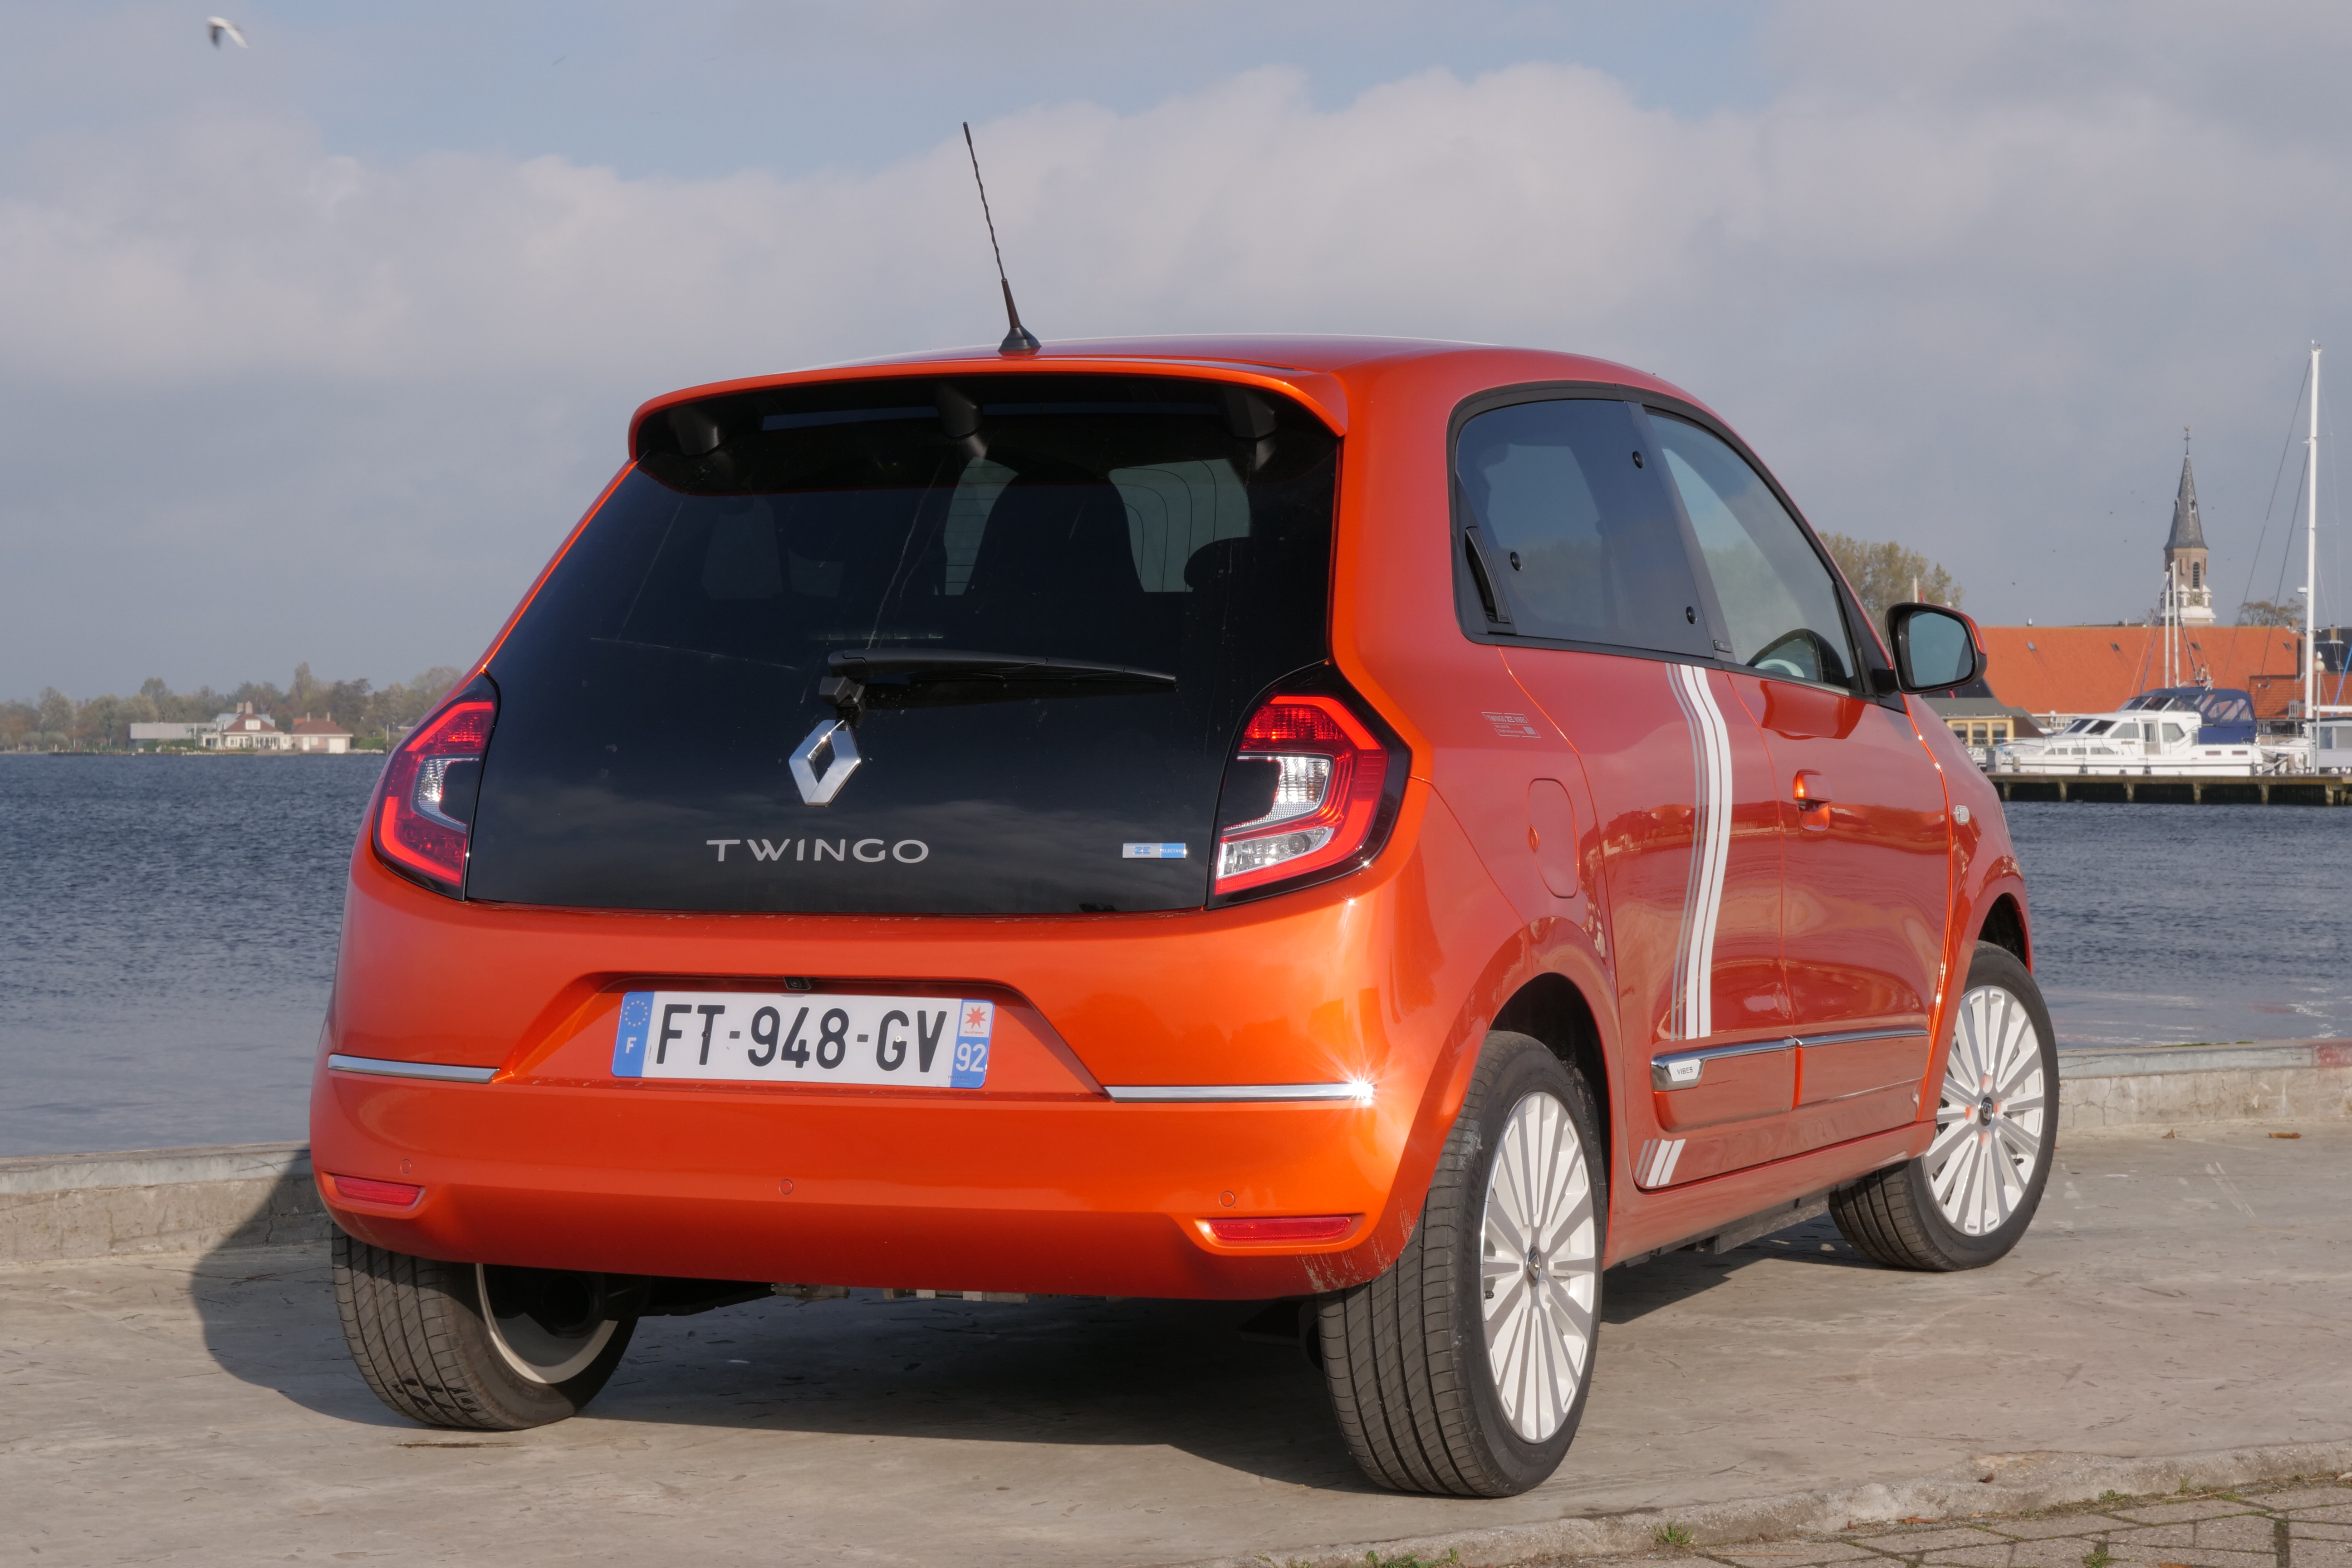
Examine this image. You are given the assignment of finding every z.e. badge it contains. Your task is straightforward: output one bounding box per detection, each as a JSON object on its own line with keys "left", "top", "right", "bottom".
{"left": 612, "top": 991, "right": 993, "bottom": 1088}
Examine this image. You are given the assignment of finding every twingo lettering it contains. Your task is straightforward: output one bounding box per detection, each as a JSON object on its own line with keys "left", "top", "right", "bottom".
{"left": 704, "top": 838, "right": 930, "bottom": 864}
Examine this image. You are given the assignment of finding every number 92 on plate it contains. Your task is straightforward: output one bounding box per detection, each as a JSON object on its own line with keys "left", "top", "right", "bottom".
{"left": 611, "top": 991, "right": 994, "bottom": 1088}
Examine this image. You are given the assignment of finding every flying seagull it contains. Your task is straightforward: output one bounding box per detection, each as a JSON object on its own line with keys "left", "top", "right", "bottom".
{"left": 207, "top": 17, "right": 247, "bottom": 48}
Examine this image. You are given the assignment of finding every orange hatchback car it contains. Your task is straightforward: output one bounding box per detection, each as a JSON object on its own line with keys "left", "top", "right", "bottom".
{"left": 313, "top": 336, "right": 2053, "bottom": 1496}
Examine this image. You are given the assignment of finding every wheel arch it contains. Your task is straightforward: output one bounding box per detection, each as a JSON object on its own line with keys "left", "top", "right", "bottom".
{"left": 1490, "top": 971, "right": 1612, "bottom": 1178}
{"left": 1975, "top": 892, "right": 2029, "bottom": 967}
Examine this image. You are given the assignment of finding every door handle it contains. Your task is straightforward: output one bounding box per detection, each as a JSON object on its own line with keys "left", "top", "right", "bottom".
{"left": 1792, "top": 771, "right": 1830, "bottom": 808}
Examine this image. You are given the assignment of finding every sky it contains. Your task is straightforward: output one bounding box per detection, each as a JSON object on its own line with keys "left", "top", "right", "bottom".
{"left": 6, "top": 0, "right": 2352, "bottom": 698}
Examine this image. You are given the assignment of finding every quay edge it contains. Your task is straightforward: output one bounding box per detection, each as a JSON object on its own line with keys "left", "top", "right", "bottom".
{"left": 1993, "top": 773, "right": 2352, "bottom": 804}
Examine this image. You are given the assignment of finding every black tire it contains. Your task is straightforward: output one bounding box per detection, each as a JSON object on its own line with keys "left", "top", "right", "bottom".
{"left": 331, "top": 1231, "right": 637, "bottom": 1429}
{"left": 1831, "top": 942, "right": 2059, "bottom": 1271}
{"left": 1314, "top": 1030, "right": 1606, "bottom": 1497}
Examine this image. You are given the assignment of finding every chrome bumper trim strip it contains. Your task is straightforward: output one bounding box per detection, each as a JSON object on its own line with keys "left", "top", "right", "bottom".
{"left": 1103, "top": 1083, "right": 1369, "bottom": 1103}
{"left": 327, "top": 1054, "right": 498, "bottom": 1084}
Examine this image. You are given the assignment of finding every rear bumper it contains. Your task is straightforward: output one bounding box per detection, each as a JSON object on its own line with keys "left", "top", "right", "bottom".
{"left": 312, "top": 1064, "right": 1408, "bottom": 1298}
{"left": 310, "top": 781, "right": 1530, "bottom": 1297}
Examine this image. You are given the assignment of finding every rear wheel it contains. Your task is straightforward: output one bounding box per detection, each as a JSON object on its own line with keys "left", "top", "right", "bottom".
{"left": 331, "top": 1232, "right": 637, "bottom": 1429}
{"left": 1314, "top": 1031, "right": 1605, "bottom": 1497}
{"left": 1830, "top": 942, "right": 2058, "bottom": 1271}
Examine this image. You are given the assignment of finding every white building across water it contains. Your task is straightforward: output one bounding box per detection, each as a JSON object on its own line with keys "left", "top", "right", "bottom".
{"left": 125, "top": 703, "right": 353, "bottom": 752}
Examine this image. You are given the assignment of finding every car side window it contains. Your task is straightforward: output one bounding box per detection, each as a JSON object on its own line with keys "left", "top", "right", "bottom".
{"left": 1453, "top": 397, "right": 1713, "bottom": 658}
{"left": 1652, "top": 414, "right": 1857, "bottom": 688}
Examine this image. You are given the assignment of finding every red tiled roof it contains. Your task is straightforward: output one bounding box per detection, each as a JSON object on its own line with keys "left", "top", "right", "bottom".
{"left": 1976, "top": 624, "right": 2304, "bottom": 716}
{"left": 290, "top": 716, "right": 349, "bottom": 735}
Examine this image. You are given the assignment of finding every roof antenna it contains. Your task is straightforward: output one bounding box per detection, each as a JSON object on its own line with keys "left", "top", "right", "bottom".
{"left": 962, "top": 122, "right": 1039, "bottom": 357}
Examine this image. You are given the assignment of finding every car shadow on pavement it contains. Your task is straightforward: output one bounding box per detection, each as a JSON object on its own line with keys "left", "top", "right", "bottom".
{"left": 186, "top": 1212, "right": 1882, "bottom": 1484}
{"left": 1604, "top": 1213, "right": 1884, "bottom": 1326}
{"left": 592, "top": 1292, "right": 1374, "bottom": 1490}
{"left": 184, "top": 1234, "right": 416, "bottom": 1429}
{"left": 182, "top": 1235, "right": 1372, "bottom": 1485}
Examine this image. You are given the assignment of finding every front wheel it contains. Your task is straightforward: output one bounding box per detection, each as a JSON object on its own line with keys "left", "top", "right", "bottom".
{"left": 1315, "top": 1031, "right": 1606, "bottom": 1497}
{"left": 331, "top": 1233, "right": 637, "bottom": 1429}
{"left": 1830, "top": 942, "right": 2059, "bottom": 1271}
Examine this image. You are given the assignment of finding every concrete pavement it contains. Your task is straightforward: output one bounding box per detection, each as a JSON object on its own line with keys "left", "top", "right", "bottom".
{"left": 1520, "top": 1480, "right": 2352, "bottom": 1568}
{"left": 6, "top": 1121, "right": 2349, "bottom": 1567}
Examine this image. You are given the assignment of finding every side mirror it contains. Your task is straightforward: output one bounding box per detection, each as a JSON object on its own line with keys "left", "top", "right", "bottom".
{"left": 1886, "top": 603, "right": 1983, "bottom": 693}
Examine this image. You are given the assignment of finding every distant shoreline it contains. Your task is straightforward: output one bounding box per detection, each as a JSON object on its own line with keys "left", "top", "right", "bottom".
{"left": 5, "top": 748, "right": 389, "bottom": 757}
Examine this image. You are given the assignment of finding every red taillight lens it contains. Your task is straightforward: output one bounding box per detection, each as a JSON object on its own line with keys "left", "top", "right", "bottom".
{"left": 370, "top": 674, "right": 498, "bottom": 898}
{"left": 330, "top": 1174, "right": 423, "bottom": 1207}
{"left": 1206, "top": 1215, "right": 1356, "bottom": 1244}
{"left": 1211, "top": 690, "right": 1400, "bottom": 898}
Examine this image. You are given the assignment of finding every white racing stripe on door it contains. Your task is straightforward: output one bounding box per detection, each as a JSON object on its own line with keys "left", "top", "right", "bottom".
{"left": 1665, "top": 663, "right": 1735, "bottom": 1041}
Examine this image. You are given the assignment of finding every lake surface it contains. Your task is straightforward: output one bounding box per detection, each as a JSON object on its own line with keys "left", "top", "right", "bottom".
{"left": 2, "top": 755, "right": 2348, "bottom": 1155}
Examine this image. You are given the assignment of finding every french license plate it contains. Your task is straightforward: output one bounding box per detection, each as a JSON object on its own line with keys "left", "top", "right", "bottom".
{"left": 611, "top": 990, "right": 994, "bottom": 1088}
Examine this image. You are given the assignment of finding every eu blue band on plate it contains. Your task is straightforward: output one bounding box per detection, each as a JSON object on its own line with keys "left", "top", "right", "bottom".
{"left": 612, "top": 991, "right": 654, "bottom": 1078}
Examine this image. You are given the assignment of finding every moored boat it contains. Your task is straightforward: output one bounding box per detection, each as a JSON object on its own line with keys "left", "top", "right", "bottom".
{"left": 1990, "top": 685, "right": 2299, "bottom": 775}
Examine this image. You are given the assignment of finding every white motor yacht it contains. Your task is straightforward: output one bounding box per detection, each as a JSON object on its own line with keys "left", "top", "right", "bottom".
{"left": 1991, "top": 686, "right": 2298, "bottom": 776}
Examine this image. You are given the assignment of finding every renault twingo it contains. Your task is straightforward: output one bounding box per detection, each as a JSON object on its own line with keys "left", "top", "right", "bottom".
{"left": 313, "top": 336, "right": 2052, "bottom": 1495}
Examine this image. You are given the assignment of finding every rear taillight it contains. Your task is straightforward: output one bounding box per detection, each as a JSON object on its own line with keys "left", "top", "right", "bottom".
{"left": 371, "top": 674, "right": 498, "bottom": 898}
{"left": 1210, "top": 686, "right": 1404, "bottom": 900}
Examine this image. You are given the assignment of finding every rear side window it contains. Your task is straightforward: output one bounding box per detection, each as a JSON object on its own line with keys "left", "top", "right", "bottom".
{"left": 1652, "top": 414, "right": 1857, "bottom": 688}
{"left": 1452, "top": 398, "right": 1713, "bottom": 659}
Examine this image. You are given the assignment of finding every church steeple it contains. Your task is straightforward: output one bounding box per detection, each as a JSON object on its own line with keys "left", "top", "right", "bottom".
{"left": 2165, "top": 426, "right": 2214, "bottom": 624}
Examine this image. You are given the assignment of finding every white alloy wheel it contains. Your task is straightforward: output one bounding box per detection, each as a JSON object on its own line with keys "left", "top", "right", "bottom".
{"left": 1479, "top": 1089, "right": 1600, "bottom": 1442}
{"left": 477, "top": 1263, "right": 621, "bottom": 1385}
{"left": 1927, "top": 982, "right": 2049, "bottom": 1236}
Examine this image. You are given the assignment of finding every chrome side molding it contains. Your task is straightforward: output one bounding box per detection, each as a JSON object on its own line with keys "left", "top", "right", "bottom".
{"left": 1103, "top": 1082, "right": 1371, "bottom": 1103}
{"left": 1651, "top": 1037, "right": 1792, "bottom": 1089}
{"left": 327, "top": 1054, "right": 498, "bottom": 1084}
{"left": 1651, "top": 1026, "right": 1930, "bottom": 1090}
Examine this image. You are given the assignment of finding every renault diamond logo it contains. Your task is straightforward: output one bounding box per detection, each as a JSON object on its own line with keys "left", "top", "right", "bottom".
{"left": 789, "top": 720, "right": 862, "bottom": 805}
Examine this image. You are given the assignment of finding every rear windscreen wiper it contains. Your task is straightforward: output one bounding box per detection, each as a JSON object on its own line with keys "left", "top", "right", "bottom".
{"left": 818, "top": 647, "right": 1176, "bottom": 721}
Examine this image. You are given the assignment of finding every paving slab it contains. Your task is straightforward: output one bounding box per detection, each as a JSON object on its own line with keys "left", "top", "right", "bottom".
{"left": 1854, "top": 1529, "right": 2003, "bottom": 1553}
{"left": 4, "top": 1122, "right": 2351, "bottom": 1568}
{"left": 1979, "top": 1513, "right": 2135, "bottom": 1539}
{"left": 2242, "top": 1488, "right": 2352, "bottom": 1509}
{"left": 1914, "top": 1547, "right": 2082, "bottom": 1568}
{"left": 2111, "top": 1501, "right": 2267, "bottom": 1524}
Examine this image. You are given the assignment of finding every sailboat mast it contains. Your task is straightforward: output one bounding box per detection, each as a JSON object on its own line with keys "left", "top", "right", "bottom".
{"left": 2305, "top": 343, "right": 2321, "bottom": 756}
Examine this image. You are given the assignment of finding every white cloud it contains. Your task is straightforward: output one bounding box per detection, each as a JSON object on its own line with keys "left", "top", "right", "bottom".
{"left": 8, "top": 10, "right": 2352, "bottom": 696}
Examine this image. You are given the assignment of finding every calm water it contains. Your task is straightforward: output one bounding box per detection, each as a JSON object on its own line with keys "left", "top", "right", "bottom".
{"left": 2, "top": 756, "right": 2347, "bottom": 1156}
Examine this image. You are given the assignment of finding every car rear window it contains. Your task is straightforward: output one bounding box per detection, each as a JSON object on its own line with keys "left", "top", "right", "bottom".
{"left": 464, "top": 372, "right": 1340, "bottom": 915}
{"left": 603, "top": 426, "right": 1265, "bottom": 674}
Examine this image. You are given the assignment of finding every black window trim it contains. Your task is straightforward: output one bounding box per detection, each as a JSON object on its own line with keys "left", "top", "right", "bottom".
{"left": 1445, "top": 380, "right": 1901, "bottom": 707}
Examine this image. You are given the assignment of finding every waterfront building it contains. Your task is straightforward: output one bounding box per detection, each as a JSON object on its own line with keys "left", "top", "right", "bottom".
{"left": 1923, "top": 695, "right": 2042, "bottom": 750}
{"left": 289, "top": 715, "right": 353, "bottom": 754}
{"left": 204, "top": 702, "right": 291, "bottom": 751}
{"left": 126, "top": 720, "right": 219, "bottom": 746}
{"left": 1968, "top": 624, "right": 2303, "bottom": 730}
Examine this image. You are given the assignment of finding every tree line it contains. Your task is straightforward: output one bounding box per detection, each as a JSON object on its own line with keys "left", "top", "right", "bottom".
{"left": 1817, "top": 534, "right": 1964, "bottom": 629}
{"left": 1, "top": 663, "right": 466, "bottom": 752}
